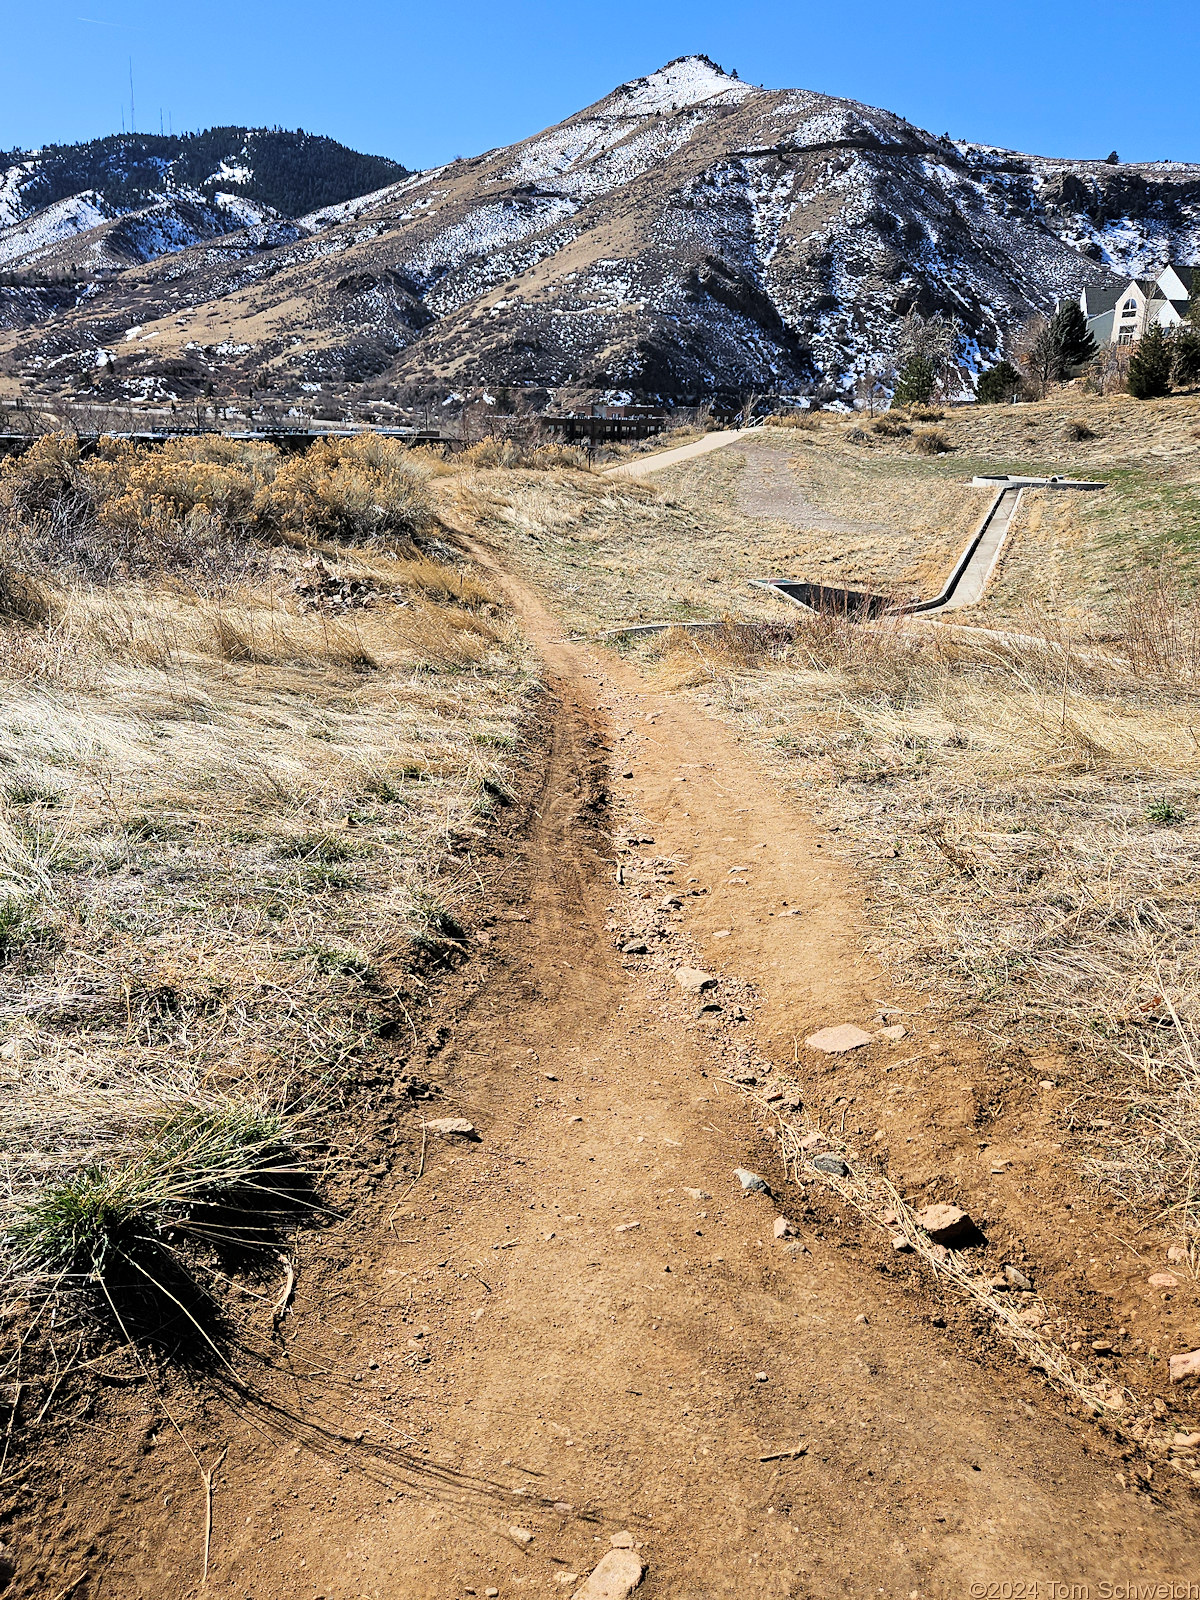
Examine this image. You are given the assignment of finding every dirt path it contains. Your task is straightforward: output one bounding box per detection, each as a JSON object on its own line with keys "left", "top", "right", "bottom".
{"left": 25, "top": 554, "right": 1200, "bottom": 1598}
{"left": 603, "top": 430, "right": 748, "bottom": 479}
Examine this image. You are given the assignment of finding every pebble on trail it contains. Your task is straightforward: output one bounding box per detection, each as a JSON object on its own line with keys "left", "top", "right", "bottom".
{"left": 570, "top": 1546, "right": 646, "bottom": 1600}
{"left": 735, "top": 1168, "right": 769, "bottom": 1193}
{"left": 805, "top": 1023, "right": 875, "bottom": 1053}
{"left": 423, "top": 1117, "right": 480, "bottom": 1141}
{"left": 915, "top": 1203, "right": 978, "bottom": 1247}
{"left": 811, "top": 1154, "right": 849, "bottom": 1177}
{"left": 675, "top": 966, "right": 717, "bottom": 993}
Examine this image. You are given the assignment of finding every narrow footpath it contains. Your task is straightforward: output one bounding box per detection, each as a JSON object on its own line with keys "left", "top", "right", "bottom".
{"left": 25, "top": 547, "right": 1199, "bottom": 1600}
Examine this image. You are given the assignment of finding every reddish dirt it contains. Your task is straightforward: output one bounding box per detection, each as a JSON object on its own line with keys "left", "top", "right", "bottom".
{"left": 9, "top": 548, "right": 1200, "bottom": 1598}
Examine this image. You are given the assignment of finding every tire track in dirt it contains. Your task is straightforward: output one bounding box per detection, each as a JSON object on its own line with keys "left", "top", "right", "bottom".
{"left": 16, "top": 541, "right": 1200, "bottom": 1598}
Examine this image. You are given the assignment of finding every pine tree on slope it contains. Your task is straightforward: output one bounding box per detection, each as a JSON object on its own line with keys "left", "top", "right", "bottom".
{"left": 1049, "top": 300, "right": 1098, "bottom": 372}
{"left": 1127, "top": 323, "right": 1173, "bottom": 399}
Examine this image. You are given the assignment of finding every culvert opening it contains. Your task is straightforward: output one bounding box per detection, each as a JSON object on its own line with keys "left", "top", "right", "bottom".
{"left": 754, "top": 581, "right": 897, "bottom": 621}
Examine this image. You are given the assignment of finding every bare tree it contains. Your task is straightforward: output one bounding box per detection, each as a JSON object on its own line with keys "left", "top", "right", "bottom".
{"left": 892, "top": 311, "right": 966, "bottom": 402}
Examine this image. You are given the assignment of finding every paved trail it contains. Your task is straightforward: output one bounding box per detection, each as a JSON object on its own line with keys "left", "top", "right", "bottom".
{"left": 26, "top": 549, "right": 1198, "bottom": 1599}
{"left": 603, "top": 429, "right": 749, "bottom": 479}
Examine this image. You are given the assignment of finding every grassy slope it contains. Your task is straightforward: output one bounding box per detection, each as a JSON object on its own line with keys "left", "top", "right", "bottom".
{"left": 0, "top": 439, "right": 538, "bottom": 1300}
{"left": 457, "top": 399, "right": 1200, "bottom": 1253}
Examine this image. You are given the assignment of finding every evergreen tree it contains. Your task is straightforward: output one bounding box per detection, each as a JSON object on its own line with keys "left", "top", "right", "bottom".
{"left": 1049, "top": 299, "right": 1098, "bottom": 372}
{"left": 976, "top": 360, "right": 1022, "bottom": 404}
{"left": 892, "top": 355, "right": 936, "bottom": 406}
{"left": 1127, "top": 323, "right": 1173, "bottom": 399}
{"left": 1172, "top": 325, "right": 1200, "bottom": 387}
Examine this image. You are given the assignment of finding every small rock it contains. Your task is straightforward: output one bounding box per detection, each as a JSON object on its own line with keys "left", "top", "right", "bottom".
{"left": 423, "top": 1117, "right": 480, "bottom": 1141}
{"left": 613, "top": 1221, "right": 640, "bottom": 1233}
{"left": 1039, "top": 1079, "right": 1056, "bottom": 1090}
{"left": 1168, "top": 1350, "right": 1200, "bottom": 1385}
{"left": 659, "top": 895, "right": 682, "bottom": 910}
{"left": 915, "top": 1203, "right": 977, "bottom": 1247}
{"left": 891, "top": 1235, "right": 914, "bottom": 1253}
{"left": 880, "top": 1208, "right": 897, "bottom": 1224}
{"left": 755, "top": 1371, "right": 769, "bottom": 1382}
{"left": 1149, "top": 1272, "right": 1179, "bottom": 1289}
{"left": 1003, "top": 1263, "right": 1033, "bottom": 1292}
{"left": 735, "top": 1168, "right": 769, "bottom": 1194}
{"left": 805, "top": 1023, "right": 875, "bottom": 1054}
{"left": 712, "top": 929, "right": 732, "bottom": 939}
{"left": 773, "top": 1216, "right": 795, "bottom": 1239}
{"left": 798, "top": 1132, "right": 826, "bottom": 1151}
{"left": 487, "top": 1590, "right": 499, "bottom": 1597}
{"left": 1167, "top": 1246, "right": 1188, "bottom": 1263}
{"left": 1174, "top": 1432, "right": 1200, "bottom": 1448}
{"left": 610, "top": 1532, "right": 635, "bottom": 1549}
{"left": 554, "top": 1502, "right": 573, "bottom": 1514}
{"left": 622, "top": 941, "right": 648, "bottom": 955}
{"left": 570, "top": 1548, "right": 645, "bottom": 1600}
{"left": 855, "top": 1314, "right": 869, "bottom": 1325}
{"left": 1092, "top": 1340, "right": 1114, "bottom": 1354}
{"left": 556, "top": 1577, "right": 579, "bottom": 1587}
{"left": 811, "top": 1154, "right": 849, "bottom": 1177}
{"left": 877, "top": 1024, "right": 907, "bottom": 1042}
{"left": 675, "top": 967, "right": 717, "bottom": 993}
{"left": 509, "top": 1526, "right": 534, "bottom": 1546}
{"left": 683, "top": 1187, "right": 710, "bottom": 1200}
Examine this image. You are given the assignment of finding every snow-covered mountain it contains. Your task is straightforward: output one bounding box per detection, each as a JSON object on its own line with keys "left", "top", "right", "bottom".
{"left": 3, "top": 60, "right": 1198, "bottom": 403}
{"left": 0, "top": 128, "right": 407, "bottom": 276}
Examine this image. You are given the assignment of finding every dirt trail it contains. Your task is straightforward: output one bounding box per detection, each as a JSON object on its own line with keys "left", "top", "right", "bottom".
{"left": 25, "top": 553, "right": 1200, "bottom": 1598}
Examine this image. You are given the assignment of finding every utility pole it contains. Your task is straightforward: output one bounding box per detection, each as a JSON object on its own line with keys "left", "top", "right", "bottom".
{"left": 129, "top": 59, "right": 135, "bottom": 134}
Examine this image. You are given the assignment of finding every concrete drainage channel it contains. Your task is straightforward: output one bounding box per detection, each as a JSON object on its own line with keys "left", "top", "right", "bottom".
{"left": 752, "top": 475, "right": 1107, "bottom": 622}
{"left": 585, "top": 476, "right": 1107, "bottom": 641}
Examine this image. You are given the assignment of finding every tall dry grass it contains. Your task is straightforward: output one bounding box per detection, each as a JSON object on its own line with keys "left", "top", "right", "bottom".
{"left": 647, "top": 597, "right": 1200, "bottom": 1231}
{"left": 0, "top": 434, "right": 537, "bottom": 1324}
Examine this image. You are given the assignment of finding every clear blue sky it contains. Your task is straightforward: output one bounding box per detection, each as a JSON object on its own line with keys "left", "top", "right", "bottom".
{"left": 1, "top": 0, "right": 1196, "bottom": 167}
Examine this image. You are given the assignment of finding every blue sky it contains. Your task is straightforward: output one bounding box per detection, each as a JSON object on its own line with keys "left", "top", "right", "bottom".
{"left": 1, "top": 0, "right": 1196, "bottom": 166}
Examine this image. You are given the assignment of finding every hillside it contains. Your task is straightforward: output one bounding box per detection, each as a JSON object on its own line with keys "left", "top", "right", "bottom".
{"left": 2, "top": 57, "right": 1199, "bottom": 408}
{"left": 0, "top": 128, "right": 408, "bottom": 280}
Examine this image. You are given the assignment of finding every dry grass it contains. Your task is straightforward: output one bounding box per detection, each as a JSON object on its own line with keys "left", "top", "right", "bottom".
{"left": 643, "top": 605, "right": 1200, "bottom": 1232}
{"left": 0, "top": 435, "right": 538, "bottom": 1309}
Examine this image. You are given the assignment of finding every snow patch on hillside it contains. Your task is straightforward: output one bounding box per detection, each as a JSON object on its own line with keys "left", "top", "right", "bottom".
{"left": 608, "top": 56, "right": 754, "bottom": 115}
{"left": 0, "top": 191, "right": 107, "bottom": 268}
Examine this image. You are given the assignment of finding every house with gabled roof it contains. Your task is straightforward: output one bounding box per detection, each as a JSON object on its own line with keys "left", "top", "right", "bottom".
{"left": 1082, "top": 264, "right": 1196, "bottom": 345}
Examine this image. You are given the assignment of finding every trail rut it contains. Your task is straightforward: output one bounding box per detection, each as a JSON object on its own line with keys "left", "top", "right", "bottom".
{"left": 17, "top": 548, "right": 1200, "bottom": 1599}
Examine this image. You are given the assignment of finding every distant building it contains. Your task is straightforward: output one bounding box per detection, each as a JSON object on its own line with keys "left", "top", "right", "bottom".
{"left": 1081, "top": 264, "right": 1196, "bottom": 345}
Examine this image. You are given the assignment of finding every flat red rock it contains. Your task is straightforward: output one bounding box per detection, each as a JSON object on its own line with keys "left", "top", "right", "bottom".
{"left": 805, "top": 1023, "right": 874, "bottom": 1053}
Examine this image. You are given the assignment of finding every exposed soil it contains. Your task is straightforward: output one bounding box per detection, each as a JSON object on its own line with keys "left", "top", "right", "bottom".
{"left": 8, "top": 542, "right": 1200, "bottom": 1597}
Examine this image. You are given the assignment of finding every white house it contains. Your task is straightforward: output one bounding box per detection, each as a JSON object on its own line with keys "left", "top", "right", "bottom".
{"left": 1081, "top": 263, "right": 1196, "bottom": 346}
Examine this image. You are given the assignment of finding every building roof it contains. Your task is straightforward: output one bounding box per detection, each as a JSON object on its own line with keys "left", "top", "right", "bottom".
{"left": 1081, "top": 284, "right": 1121, "bottom": 315}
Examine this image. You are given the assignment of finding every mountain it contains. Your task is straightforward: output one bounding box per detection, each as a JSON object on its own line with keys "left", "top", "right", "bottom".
{"left": 2, "top": 59, "right": 1198, "bottom": 406}
{"left": 0, "top": 129, "right": 407, "bottom": 276}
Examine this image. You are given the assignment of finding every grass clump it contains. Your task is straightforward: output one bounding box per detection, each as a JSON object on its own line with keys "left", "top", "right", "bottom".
{"left": 11, "top": 1100, "right": 305, "bottom": 1280}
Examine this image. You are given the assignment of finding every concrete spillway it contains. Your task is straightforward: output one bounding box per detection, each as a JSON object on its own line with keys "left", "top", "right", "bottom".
{"left": 753, "top": 474, "right": 1106, "bottom": 621}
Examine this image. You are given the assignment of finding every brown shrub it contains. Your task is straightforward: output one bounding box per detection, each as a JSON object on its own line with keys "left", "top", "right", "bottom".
{"left": 912, "top": 427, "right": 951, "bottom": 455}
{"left": 252, "top": 435, "right": 433, "bottom": 546}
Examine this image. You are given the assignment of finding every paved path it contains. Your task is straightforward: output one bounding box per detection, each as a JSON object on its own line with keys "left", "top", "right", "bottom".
{"left": 603, "top": 428, "right": 750, "bottom": 479}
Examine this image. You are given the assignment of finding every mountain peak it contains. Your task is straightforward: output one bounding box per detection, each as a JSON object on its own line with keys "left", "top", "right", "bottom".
{"left": 606, "top": 55, "right": 755, "bottom": 115}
